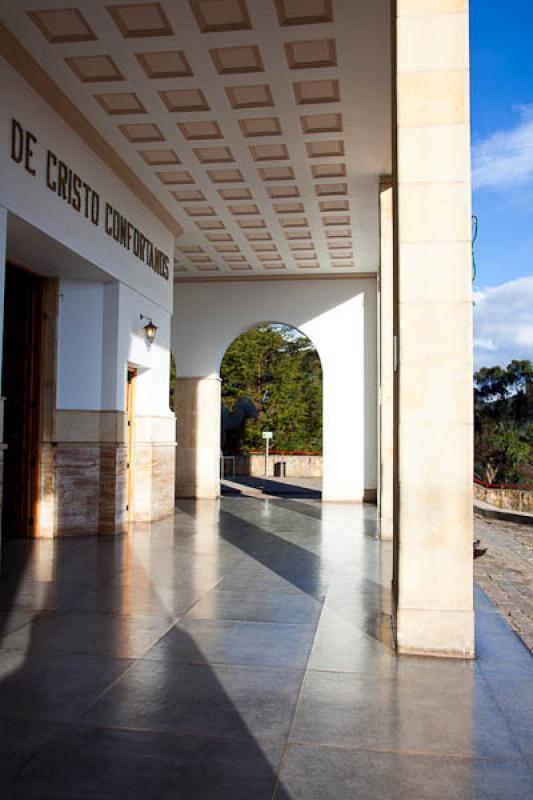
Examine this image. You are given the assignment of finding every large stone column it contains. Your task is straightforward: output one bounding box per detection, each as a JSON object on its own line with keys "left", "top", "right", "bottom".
{"left": 175, "top": 376, "right": 221, "bottom": 499}
{"left": 379, "top": 180, "right": 394, "bottom": 540}
{"left": 394, "top": 0, "right": 474, "bottom": 656}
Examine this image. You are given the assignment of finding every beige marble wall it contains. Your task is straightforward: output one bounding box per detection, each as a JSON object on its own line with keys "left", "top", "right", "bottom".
{"left": 379, "top": 181, "right": 394, "bottom": 540}
{"left": 36, "top": 410, "right": 175, "bottom": 536}
{"left": 175, "top": 377, "right": 221, "bottom": 499}
{"left": 37, "top": 411, "right": 128, "bottom": 537}
{"left": 394, "top": 0, "right": 474, "bottom": 657}
{"left": 131, "top": 415, "right": 176, "bottom": 522}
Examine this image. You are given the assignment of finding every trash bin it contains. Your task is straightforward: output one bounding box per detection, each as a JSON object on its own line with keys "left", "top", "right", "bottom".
{"left": 274, "top": 461, "right": 287, "bottom": 477}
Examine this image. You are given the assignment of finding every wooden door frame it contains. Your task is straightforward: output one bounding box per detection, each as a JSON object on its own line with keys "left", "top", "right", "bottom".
{"left": 126, "top": 366, "right": 137, "bottom": 517}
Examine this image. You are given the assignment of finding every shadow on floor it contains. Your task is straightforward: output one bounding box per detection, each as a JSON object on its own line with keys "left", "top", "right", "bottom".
{"left": 221, "top": 476, "right": 322, "bottom": 499}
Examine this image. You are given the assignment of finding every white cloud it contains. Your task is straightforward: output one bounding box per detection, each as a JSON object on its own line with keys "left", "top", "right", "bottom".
{"left": 472, "top": 105, "right": 533, "bottom": 190}
{"left": 474, "top": 275, "right": 533, "bottom": 369}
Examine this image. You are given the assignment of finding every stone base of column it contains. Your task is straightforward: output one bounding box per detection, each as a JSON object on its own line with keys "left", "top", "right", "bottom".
{"left": 132, "top": 416, "right": 176, "bottom": 522}
{"left": 175, "top": 377, "right": 221, "bottom": 500}
{"left": 396, "top": 607, "right": 475, "bottom": 659}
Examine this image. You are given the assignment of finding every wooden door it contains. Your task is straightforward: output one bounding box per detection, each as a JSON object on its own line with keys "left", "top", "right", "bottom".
{"left": 2, "top": 264, "right": 43, "bottom": 537}
{"left": 126, "top": 367, "right": 137, "bottom": 515}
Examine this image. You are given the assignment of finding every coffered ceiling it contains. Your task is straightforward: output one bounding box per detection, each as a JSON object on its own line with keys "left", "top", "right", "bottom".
{"left": 1, "top": 0, "right": 392, "bottom": 280}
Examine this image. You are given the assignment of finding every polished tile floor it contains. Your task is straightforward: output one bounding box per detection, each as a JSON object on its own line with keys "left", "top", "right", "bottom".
{"left": 0, "top": 498, "right": 531, "bottom": 798}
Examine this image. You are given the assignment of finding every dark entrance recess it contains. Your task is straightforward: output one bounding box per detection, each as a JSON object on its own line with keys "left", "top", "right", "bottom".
{"left": 2, "top": 263, "right": 43, "bottom": 537}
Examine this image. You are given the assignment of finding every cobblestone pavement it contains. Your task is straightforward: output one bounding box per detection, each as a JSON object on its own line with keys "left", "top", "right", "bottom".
{"left": 474, "top": 513, "right": 533, "bottom": 651}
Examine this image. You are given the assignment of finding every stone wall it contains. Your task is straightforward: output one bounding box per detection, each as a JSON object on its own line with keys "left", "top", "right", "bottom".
{"left": 230, "top": 454, "right": 323, "bottom": 478}
{"left": 475, "top": 484, "right": 533, "bottom": 514}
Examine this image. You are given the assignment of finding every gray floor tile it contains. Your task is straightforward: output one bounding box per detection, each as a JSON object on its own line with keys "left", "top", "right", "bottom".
{"left": 0, "top": 651, "right": 132, "bottom": 721}
{"left": 12, "top": 726, "right": 284, "bottom": 800}
{"left": 290, "top": 668, "right": 523, "bottom": 760}
{"left": 82, "top": 659, "right": 303, "bottom": 739}
{"left": 275, "top": 743, "right": 533, "bottom": 800}
{"left": 186, "top": 588, "right": 323, "bottom": 624}
{"left": 143, "top": 618, "right": 317, "bottom": 669}
{"left": 0, "top": 611, "right": 174, "bottom": 659}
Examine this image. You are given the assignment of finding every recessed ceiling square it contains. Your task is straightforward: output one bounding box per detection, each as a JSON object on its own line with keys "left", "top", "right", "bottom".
{"left": 276, "top": 0, "right": 333, "bottom": 27}
{"left": 312, "top": 162, "right": 346, "bottom": 178}
{"left": 285, "top": 38, "right": 337, "bottom": 69}
{"left": 238, "top": 219, "right": 266, "bottom": 229}
{"left": 219, "top": 188, "right": 253, "bottom": 200}
{"left": 206, "top": 231, "right": 233, "bottom": 241}
{"left": 214, "top": 244, "right": 240, "bottom": 253}
{"left": 246, "top": 232, "right": 272, "bottom": 241}
{"left": 322, "top": 214, "right": 351, "bottom": 226}
{"left": 207, "top": 169, "right": 244, "bottom": 183}
{"left": 229, "top": 264, "right": 253, "bottom": 271}
{"left": 185, "top": 206, "right": 216, "bottom": 216}
{"left": 178, "top": 120, "right": 223, "bottom": 140}
{"left": 172, "top": 189, "right": 206, "bottom": 201}
{"left": 157, "top": 170, "right": 194, "bottom": 184}
{"left": 229, "top": 204, "right": 259, "bottom": 215}
{"left": 210, "top": 45, "right": 263, "bottom": 74}
{"left": 190, "top": 255, "right": 214, "bottom": 262}
{"left": 179, "top": 245, "right": 204, "bottom": 253}
{"left": 193, "top": 147, "right": 234, "bottom": 164}
{"left": 259, "top": 167, "right": 295, "bottom": 181}
{"left": 315, "top": 181, "right": 348, "bottom": 196}
{"left": 273, "top": 202, "right": 305, "bottom": 214}
{"left": 107, "top": 3, "right": 173, "bottom": 38}
{"left": 222, "top": 254, "right": 247, "bottom": 262}
{"left": 197, "top": 264, "right": 219, "bottom": 271}
{"left": 119, "top": 123, "right": 164, "bottom": 142}
{"left": 295, "top": 262, "right": 319, "bottom": 268}
{"left": 258, "top": 253, "right": 282, "bottom": 261}
{"left": 196, "top": 219, "right": 226, "bottom": 230}
{"left": 306, "top": 140, "right": 345, "bottom": 158}
{"left": 319, "top": 199, "right": 349, "bottom": 212}
{"left": 94, "top": 92, "right": 146, "bottom": 115}
{"left": 136, "top": 50, "right": 192, "bottom": 78}
{"left": 27, "top": 9, "right": 96, "bottom": 43}
{"left": 160, "top": 89, "right": 210, "bottom": 112}
{"left": 300, "top": 113, "right": 343, "bottom": 134}
{"left": 326, "top": 229, "right": 352, "bottom": 238}
{"left": 285, "top": 229, "right": 311, "bottom": 240}
{"left": 65, "top": 55, "right": 123, "bottom": 83}
{"left": 238, "top": 117, "right": 282, "bottom": 137}
{"left": 267, "top": 185, "right": 300, "bottom": 199}
{"left": 280, "top": 216, "right": 308, "bottom": 227}
{"left": 226, "top": 85, "right": 274, "bottom": 110}
{"left": 294, "top": 79, "right": 340, "bottom": 105}
{"left": 263, "top": 263, "right": 286, "bottom": 270}
{"left": 249, "top": 144, "right": 289, "bottom": 162}
{"left": 189, "top": 0, "right": 251, "bottom": 32}
{"left": 139, "top": 148, "right": 180, "bottom": 166}
{"left": 252, "top": 243, "right": 278, "bottom": 252}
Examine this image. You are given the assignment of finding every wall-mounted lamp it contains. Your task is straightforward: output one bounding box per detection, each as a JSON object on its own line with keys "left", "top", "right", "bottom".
{"left": 140, "top": 313, "right": 158, "bottom": 345}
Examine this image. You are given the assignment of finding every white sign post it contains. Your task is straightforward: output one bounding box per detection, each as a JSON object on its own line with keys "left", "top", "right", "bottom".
{"left": 262, "top": 431, "right": 273, "bottom": 477}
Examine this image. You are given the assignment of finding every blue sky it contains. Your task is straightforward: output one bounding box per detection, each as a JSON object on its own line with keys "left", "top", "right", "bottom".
{"left": 470, "top": 0, "right": 533, "bottom": 368}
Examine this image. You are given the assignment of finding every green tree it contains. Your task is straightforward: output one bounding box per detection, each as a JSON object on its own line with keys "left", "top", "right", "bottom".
{"left": 220, "top": 324, "right": 322, "bottom": 454}
{"left": 475, "top": 359, "right": 533, "bottom": 484}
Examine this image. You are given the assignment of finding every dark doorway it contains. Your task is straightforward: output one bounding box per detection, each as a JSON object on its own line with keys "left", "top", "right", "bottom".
{"left": 2, "top": 263, "right": 43, "bottom": 537}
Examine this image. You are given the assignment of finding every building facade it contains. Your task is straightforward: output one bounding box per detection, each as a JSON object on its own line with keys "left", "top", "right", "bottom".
{"left": 0, "top": 0, "right": 474, "bottom": 657}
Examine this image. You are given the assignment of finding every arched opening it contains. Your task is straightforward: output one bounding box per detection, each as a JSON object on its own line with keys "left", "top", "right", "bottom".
{"left": 219, "top": 323, "right": 323, "bottom": 498}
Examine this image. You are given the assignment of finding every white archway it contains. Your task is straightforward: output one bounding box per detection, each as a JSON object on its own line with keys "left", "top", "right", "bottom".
{"left": 172, "top": 277, "right": 377, "bottom": 502}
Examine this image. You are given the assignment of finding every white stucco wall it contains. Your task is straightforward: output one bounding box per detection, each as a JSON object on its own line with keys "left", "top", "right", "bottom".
{"left": 172, "top": 279, "right": 377, "bottom": 500}
{"left": 0, "top": 57, "right": 173, "bottom": 313}
{"left": 57, "top": 279, "right": 172, "bottom": 416}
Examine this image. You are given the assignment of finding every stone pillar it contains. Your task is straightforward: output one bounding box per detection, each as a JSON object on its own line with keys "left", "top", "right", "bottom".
{"left": 394, "top": 0, "right": 474, "bottom": 656}
{"left": 175, "top": 376, "right": 221, "bottom": 499}
{"left": 379, "top": 180, "right": 394, "bottom": 540}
